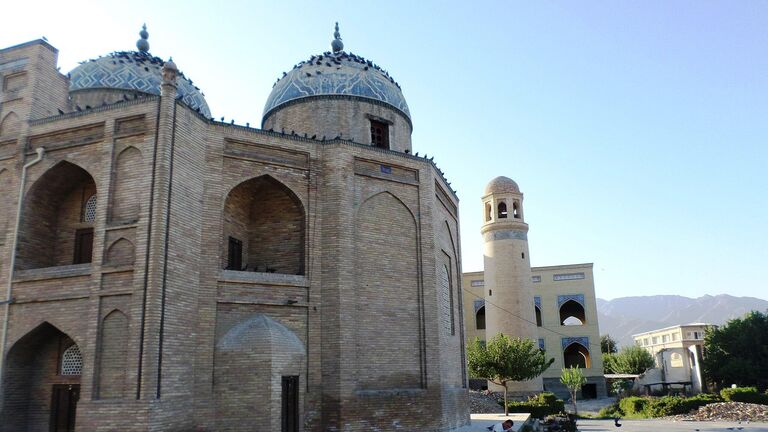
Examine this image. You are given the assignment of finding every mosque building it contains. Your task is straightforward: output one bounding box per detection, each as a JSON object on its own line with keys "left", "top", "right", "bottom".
{"left": 462, "top": 177, "right": 607, "bottom": 399}
{"left": 0, "top": 24, "right": 469, "bottom": 431}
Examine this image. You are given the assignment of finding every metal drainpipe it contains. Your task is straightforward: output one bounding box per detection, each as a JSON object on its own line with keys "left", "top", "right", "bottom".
{"left": 0, "top": 146, "right": 45, "bottom": 386}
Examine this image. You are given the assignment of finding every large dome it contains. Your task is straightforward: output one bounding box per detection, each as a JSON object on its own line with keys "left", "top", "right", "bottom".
{"left": 263, "top": 46, "right": 410, "bottom": 123}
{"left": 68, "top": 26, "right": 211, "bottom": 117}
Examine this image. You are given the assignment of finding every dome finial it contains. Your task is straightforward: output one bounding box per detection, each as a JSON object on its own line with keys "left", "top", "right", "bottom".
{"left": 137, "top": 23, "right": 150, "bottom": 53}
{"left": 331, "top": 22, "right": 344, "bottom": 53}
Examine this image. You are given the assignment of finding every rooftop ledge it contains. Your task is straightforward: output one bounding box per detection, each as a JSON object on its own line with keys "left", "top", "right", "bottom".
{"left": 13, "top": 263, "right": 92, "bottom": 282}
{"left": 218, "top": 270, "right": 308, "bottom": 287}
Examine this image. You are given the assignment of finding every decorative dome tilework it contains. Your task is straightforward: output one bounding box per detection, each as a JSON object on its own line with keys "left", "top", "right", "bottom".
{"left": 264, "top": 51, "right": 410, "bottom": 122}
{"left": 69, "top": 51, "right": 211, "bottom": 117}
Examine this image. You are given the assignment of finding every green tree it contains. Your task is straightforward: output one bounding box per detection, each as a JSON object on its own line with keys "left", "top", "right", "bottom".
{"left": 560, "top": 366, "right": 587, "bottom": 415}
{"left": 703, "top": 311, "right": 768, "bottom": 389}
{"left": 467, "top": 334, "right": 554, "bottom": 415}
{"left": 600, "top": 334, "right": 618, "bottom": 354}
{"left": 603, "top": 346, "right": 655, "bottom": 374}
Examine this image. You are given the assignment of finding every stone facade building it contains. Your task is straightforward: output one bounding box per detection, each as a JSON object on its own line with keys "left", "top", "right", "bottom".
{"left": 462, "top": 177, "right": 607, "bottom": 399}
{"left": 0, "top": 24, "right": 469, "bottom": 431}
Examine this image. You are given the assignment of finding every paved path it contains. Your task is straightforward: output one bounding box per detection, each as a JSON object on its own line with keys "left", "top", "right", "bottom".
{"left": 453, "top": 413, "right": 530, "bottom": 431}
{"left": 577, "top": 419, "right": 768, "bottom": 432}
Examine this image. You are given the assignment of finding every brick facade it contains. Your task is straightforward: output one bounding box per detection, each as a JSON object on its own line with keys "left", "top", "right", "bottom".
{"left": 0, "top": 38, "right": 469, "bottom": 431}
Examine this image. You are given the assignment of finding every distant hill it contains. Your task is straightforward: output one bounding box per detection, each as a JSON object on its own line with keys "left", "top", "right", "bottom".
{"left": 596, "top": 294, "right": 768, "bottom": 347}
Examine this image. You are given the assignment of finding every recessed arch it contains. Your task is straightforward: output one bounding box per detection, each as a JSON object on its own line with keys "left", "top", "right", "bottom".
{"left": 105, "top": 237, "right": 135, "bottom": 266}
{"left": 559, "top": 299, "right": 586, "bottom": 326}
{"left": 110, "top": 146, "right": 143, "bottom": 222}
{"left": 476, "top": 306, "right": 486, "bottom": 330}
{"left": 0, "top": 111, "right": 21, "bottom": 137}
{"left": 563, "top": 341, "right": 591, "bottom": 368}
{"left": 97, "top": 309, "right": 129, "bottom": 398}
{"left": 535, "top": 305, "right": 542, "bottom": 327}
{"left": 1, "top": 322, "right": 82, "bottom": 430}
{"left": 16, "top": 160, "right": 97, "bottom": 269}
{"left": 354, "top": 190, "right": 421, "bottom": 390}
{"left": 222, "top": 175, "right": 305, "bottom": 274}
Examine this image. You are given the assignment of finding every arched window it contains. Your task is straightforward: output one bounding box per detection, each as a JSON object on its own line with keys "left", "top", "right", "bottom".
{"left": 563, "top": 342, "right": 591, "bottom": 369}
{"left": 497, "top": 202, "right": 508, "bottom": 219}
{"left": 82, "top": 194, "right": 97, "bottom": 222}
{"left": 670, "top": 352, "right": 684, "bottom": 368}
{"left": 535, "top": 306, "right": 542, "bottom": 327}
{"left": 60, "top": 344, "right": 83, "bottom": 376}
{"left": 559, "top": 300, "right": 586, "bottom": 326}
{"left": 476, "top": 306, "right": 486, "bottom": 330}
{"left": 513, "top": 201, "right": 521, "bottom": 219}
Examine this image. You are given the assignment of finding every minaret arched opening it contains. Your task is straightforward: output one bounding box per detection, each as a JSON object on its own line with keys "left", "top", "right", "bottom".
{"left": 559, "top": 300, "right": 586, "bottom": 326}
{"left": 513, "top": 200, "right": 521, "bottom": 219}
{"left": 497, "top": 202, "right": 508, "bottom": 219}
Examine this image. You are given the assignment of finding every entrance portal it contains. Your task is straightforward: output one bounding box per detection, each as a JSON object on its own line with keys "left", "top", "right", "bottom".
{"left": 0, "top": 323, "right": 82, "bottom": 432}
{"left": 282, "top": 375, "right": 299, "bottom": 432}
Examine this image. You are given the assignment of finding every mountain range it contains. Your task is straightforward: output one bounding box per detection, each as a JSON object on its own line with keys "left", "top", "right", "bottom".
{"left": 596, "top": 294, "right": 768, "bottom": 347}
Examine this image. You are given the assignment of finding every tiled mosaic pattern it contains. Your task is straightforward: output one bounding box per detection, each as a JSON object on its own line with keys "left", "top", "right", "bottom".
{"left": 264, "top": 51, "right": 410, "bottom": 119}
{"left": 69, "top": 51, "right": 211, "bottom": 117}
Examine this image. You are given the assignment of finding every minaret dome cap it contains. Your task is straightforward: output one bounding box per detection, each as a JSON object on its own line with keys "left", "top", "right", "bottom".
{"left": 484, "top": 176, "right": 520, "bottom": 195}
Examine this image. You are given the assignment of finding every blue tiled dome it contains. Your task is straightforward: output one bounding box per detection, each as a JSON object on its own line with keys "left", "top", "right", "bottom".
{"left": 263, "top": 51, "right": 410, "bottom": 122}
{"left": 68, "top": 51, "right": 211, "bottom": 117}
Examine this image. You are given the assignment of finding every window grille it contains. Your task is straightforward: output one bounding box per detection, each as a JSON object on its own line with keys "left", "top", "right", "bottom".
{"left": 83, "top": 194, "right": 97, "bottom": 222}
{"left": 61, "top": 344, "right": 83, "bottom": 376}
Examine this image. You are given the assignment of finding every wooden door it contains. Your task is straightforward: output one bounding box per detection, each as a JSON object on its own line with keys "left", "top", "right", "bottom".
{"left": 281, "top": 376, "right": 299, "bottom": 432}
{"left": 50, "top": 384, "right": 79, "bottom": 432}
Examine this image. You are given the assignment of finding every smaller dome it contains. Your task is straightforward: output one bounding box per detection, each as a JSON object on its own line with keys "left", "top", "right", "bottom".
{"left": 484, "top": 176, "right": 520, "bottom": 195}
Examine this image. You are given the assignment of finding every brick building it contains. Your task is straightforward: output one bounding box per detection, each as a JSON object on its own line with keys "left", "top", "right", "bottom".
{"left": 0, "top": 24, "right": 469, "bottom": 431}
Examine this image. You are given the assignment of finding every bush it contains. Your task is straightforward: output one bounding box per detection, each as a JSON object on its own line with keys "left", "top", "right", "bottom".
{"left": 645, "top": 394, "right": 719, "bottom": 417}
{"left": 619, "top": 397, "right": 649, "bottom": 416}
{"left": 596, "top": 403, "right": 623, "bottom": 418}
{"left": 721, "top": 387, "right": 768, "bottom": 404}
{"left": 507, "top": 392, "right": 565, "bottom": 418}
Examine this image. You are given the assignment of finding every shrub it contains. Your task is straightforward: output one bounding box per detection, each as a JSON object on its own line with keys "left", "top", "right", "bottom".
{"left": 721, "top": 387, "right": 768, "bottom": 404}
{"left": 619, "top": 397, "right": 650, "bottom": 416}
{"left": 596, "top": 403, "right": 623, "bottom": 418}
{"left": 506, "top": 392, "right": 565, "bottom": 418}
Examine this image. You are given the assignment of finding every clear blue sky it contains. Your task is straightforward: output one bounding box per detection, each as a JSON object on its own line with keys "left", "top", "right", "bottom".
{"left": 4, "top": 1, "right": 767, "bottom": 300}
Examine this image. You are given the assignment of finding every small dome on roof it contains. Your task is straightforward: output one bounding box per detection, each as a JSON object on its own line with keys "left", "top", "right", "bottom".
{"left": 484, "top": 176, "right": 520, "bottom": 195}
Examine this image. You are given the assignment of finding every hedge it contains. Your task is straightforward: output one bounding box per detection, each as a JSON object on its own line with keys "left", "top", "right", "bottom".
{"left": 507, "top": 392, "right": 565, "bottom": 418}
{"left": 720, "top": 387, "right": 768, "bottom": 405}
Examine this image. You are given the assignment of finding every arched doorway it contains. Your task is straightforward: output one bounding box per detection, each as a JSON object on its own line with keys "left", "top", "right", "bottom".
{"left": 1, "top": 323, "right": 82, "bottom": 432}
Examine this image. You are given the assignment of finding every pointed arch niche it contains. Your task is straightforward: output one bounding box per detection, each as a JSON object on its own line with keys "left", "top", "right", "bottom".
{"left": 354, "top": 192, "right": 422, "bottom": 390}
{"left": 1, "top": 322, "right": 82, "bottom": 430}
{"left": 109, "top": 146, "right": 143, "bottom": 223}
{"left": 222, "top": 175, "right": 305, "bottom": 275}
{"left": 16, "top": 161, "right": 97, "bottom": 269}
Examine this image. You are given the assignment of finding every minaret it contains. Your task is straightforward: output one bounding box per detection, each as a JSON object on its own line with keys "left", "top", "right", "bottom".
{"left": 481, "top": 176, "right": 542, "bottom": 394}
